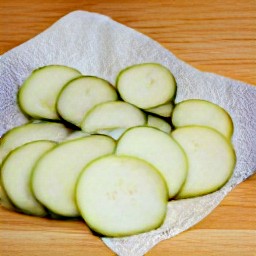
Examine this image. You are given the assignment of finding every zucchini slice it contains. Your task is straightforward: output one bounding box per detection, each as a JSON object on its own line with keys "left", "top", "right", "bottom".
{"left": 1, "top": 141, "right": 56, "bottom": 216}
{"left": 18, "top": 65, "right": 81, "bottom": 120}
{"left": 116, "top": 127, "right": 188, "bottom": 198}
{"left": 76, "top": 155, "right": 168, "bottom": 237}
{"left": 57, "top": 76, "right": 118, "bottom": 127}
{"left": 172, "top": 99, "right": 234, "bottom": 139}
{"left": 98, "top": 128, "right": 127, "bottom": 140}
{"left": 145, "top": 102, "right": 174, "bottom": 117}
{"left": 172, "top": 126, "right": 236, "bottom": 199}
{"left": 147, "top": 115, "right": 171, "bottom": 133}
{"left": 0, "top": 186, "right": 16, "bottom": 211}
{"left": 64, "top": 131, "right": 90, "bottom": 141}
{"left": 31, "top": 136, "right": 116, "bottom": 217}
{"left": 81, "top": 101, "right": 146, "bottom": 133}
{"left": 116, "top": 63, "right": 176, "bottom": 109}
{"left": 0, "top": 121, "right": 70, "bottom": 210}
{"left": 0, "top": 122, "right": 71, "bottom": 165}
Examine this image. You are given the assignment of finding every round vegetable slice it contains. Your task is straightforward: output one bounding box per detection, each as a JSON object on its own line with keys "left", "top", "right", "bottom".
{"left": 1, "top": 141, "right": 56, "bottom": 216}
{"left": 172, "top": 99, "right": 234, "bottom": 139}
{"left": 116, "top": 126, "right": 188, "bottom": 198}
{"left": 116, "top": 63, "right": 176, "bottom": 109}
{"left": 57, "top": 76, "right": 118, "bottom": 127}
{"left": 172, "top": 126, "right": 236, "bottom": 198}
{"left": 98, "top": 128, "right": 127, "bottom": 140}
{"left": 0, "top": 121, "right": 71, "bottom": 165}
{"left": 145, "top": 102, "right": 174, "bottom": 117}
{"left": 76, "top": 155, "right": 168, "bottom": 237}
{"left": 18, "top": 65, "right": 81, "bottom": 120}
{"left": 147, "top": 115, "right": 171, "bottom": 133}
{"left": 81, "top": 101, "right": 146, "bottom": 133}
{"left": 31, "top": 135, "right": 116, "bottom": 217}
{"left": 0, "top": 186, "right": 16, "bottom": 211}
{"left": 64, "top": 131, "right": 90, "bottom": 141}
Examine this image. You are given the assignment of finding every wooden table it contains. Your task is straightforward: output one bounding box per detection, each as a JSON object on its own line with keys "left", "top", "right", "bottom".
{"left": 0, "top": 0, "right": 255, "bottom": 255}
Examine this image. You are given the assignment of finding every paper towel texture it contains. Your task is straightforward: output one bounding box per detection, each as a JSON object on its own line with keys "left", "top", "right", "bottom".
{"left": 0, "top": 11, "right": 255, "bottom": 256}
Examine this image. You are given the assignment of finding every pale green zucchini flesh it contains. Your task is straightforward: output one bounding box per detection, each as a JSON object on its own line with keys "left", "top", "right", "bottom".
{"left": 172, "top": 99, "right": 233, "bottom": 139}
{"left": 147, "top": 115, "right": 172, "bottom": 133}
{"left": 145, "top": 102, "right": 174, "bottom": 117}
{"left": 76, "top": 155, "right": 168, "bottom": 237}
{"left": 0, "top": 122, "right": 71, "bottom": 165}
{"left": 116, "top": 126, "right": 188, "bottom": 198}
{"left": 0, "top": 122, "right": 71, "bottom": 210}
{"left": 172, "top": 126, "right": 236, "bottom": 199}
{"left": 116, "top": 63, "right": 176, "bottom": 109}
{"left": 31, "top": 136, "right": 116, "bottom": 217}
{"left": 57, "top": 76, "right": 118, "bottom": 127}
{"left": 1, "top": 141, "right": 56, "bottom": 216}
{"left": 81, "top": 101, "right": 146, "bottom": 133}
{"left": 18, "top": 65, "right": 81, "bottom": 120}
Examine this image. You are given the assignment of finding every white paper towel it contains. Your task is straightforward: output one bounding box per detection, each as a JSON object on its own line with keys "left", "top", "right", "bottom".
{"left": 0, "top": 11, "right": 255, "bottom": 256}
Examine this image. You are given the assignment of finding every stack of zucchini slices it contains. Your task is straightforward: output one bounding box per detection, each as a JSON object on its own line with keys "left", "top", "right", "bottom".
{"left": 0, "top": 63, "right": 236, "bottom": 237}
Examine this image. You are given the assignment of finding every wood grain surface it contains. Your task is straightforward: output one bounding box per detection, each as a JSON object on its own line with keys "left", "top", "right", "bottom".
{"left": 0, "top": 0, "right": 255, "bottom": 255}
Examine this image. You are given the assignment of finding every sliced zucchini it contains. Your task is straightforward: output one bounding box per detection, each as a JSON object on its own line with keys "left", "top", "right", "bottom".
{"left": 1, "top": 141, "right": 56, "bottom": 216}
{"left": 116, "top": 126, "right": 188, "bottom": 198}
{"left": 0, "top": 122, "right": 67, "bottom": 210}
{"left": 97, "top": 128, "right": 127, "bottom": 140}
{"left": 116, "top": 63, "right": 176, "bottom": 109}
{"left": 57, "top": 76, "right": 118, "bottom": 127}
{"left": 64, "top": 130, "right": 90, "bottom": 141}
{"left": 81, "top": 101, "right": 146, "bottom": 133}
{"left": 18, "top": 65, "right": 81, "bottom": 120}
{"left": 0, "top": 122, "right": 71, "bottom": 165}
{"left": 31, "top": 136, "right": 116, "bottom": 217}
{"left": 147, "top": 115, "right": 171, "bottom": 133}
{"left": 145, "top": 102, "right": 174, "bottom": 117}
{"left": 0, "top": 186, "right": 16, "bottom": 211}
{"left": 172, "top": 99, "right": 234, "bottom": 139}
{"left": 76, "top": 155, "right": 168, "bottom": 237}
{"left": 172, "top": 126, "right": 236, "bottom": 199}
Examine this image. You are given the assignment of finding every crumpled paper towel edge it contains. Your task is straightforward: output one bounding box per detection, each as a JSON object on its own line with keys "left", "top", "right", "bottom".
{"left": 0, "top": 10, "right": 255, "bottom": 256}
